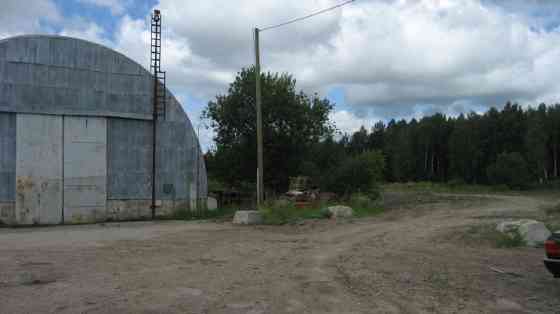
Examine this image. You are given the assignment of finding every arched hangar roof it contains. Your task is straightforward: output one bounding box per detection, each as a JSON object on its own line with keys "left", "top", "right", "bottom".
{"left": 0, "top": 34, "right": 189, "bottom": 124}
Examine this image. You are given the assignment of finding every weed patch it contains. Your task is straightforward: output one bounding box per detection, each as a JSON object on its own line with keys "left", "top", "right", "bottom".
{"left": 259, "top": 194, "right": 384, "bottom": 225}
{"left": 259, "top": 201, "right": 328, "bottom": 225}
{"left": 495, "top": 229, "right": 526, "bottom": 248}
{"left": 348, "top": 194, "right": 384, "bottom": 217}
{"left": 454, "top": 224, "right": 526, "bottom": 248}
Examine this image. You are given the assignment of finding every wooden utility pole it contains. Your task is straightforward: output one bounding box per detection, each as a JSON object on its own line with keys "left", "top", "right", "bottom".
{"left": 254, "top": 28, "right": 264, "bottom": 207}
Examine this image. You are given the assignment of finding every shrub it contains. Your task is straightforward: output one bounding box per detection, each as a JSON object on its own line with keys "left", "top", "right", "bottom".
{"left": 348, "top": 193, "right": 384, "bottom": 217}
{"left": 326, "top": 150, "right": 385, "bottom": 197}
{"left": 486, "top": 152, "right": 531, "bottom": 189}
{"left": 496, "top": 230, "right": 526, "bottom": 248}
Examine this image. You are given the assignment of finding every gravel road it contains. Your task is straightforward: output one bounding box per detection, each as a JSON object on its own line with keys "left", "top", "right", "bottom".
{"left": 0, "top": 192, "right": 558, "bottom": 313}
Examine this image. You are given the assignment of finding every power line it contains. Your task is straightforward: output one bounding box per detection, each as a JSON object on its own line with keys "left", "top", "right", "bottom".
{"left": 260, "top": 0, "right": 356, "bottom": 32}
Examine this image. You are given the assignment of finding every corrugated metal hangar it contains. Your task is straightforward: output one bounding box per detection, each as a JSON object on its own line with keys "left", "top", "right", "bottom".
{"left": 0, "top": 35, "right": 207, "bottom": 225}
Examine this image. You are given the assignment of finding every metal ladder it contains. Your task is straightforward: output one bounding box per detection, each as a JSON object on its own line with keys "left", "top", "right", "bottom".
{"left": 151, "top": 10, "right": 166, "bottom": 120}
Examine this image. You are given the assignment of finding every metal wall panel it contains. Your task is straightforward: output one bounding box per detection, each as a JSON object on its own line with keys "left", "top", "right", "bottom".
{"left": 107, "top": 118, "right": 153, "bottom": 199}
{"left": 16, "top": 114, "right": 63, "bottom": 224}
{"left": 161, "top": 96, "right": 208, "bottom": 204}
{"left": 0, "top": 112, "right": 15, "bottom": 201}
{"left": 156, "top": 120, "right": 189, "bottom": 201}
{"left": 63, "top": 116, "right": 107, "bottom": 223}
{"left": 0, "top": 36, "right": 152, "bottom": 120}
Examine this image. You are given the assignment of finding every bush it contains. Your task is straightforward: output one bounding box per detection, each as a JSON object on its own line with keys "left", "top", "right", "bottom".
{"left": 496, "top": 230, "right": 526, "bottom": 248}
{"left": 486, "top": 152, "right": 531, "bottom": 189}
{"left": 348, "top": 193, "right": 384, "bottom": 217}
{"left": 326, "top": 150, "right": 385, "bottom": 197}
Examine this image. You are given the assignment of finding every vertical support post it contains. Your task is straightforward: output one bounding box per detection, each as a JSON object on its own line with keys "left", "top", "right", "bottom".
{"left": 151, "top": 82, "right": 157, "bottom": 219}
{"left": 254, "top": 28, "right": 264, "bottom": 207}
{"left": 196, "top": 124, "right": 200, "bottom": 212}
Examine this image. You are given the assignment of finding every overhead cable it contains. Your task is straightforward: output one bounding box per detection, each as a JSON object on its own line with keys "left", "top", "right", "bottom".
{"left": 259, "top": 0, "right": 356, "bottom": 32}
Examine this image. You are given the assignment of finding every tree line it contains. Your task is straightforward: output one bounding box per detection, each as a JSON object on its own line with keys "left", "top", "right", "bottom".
{"left": 343, "top": 102, "right": 560, "bottom": 189}
{"left": 204, "top": 67, "right": 560, "bottom": 193}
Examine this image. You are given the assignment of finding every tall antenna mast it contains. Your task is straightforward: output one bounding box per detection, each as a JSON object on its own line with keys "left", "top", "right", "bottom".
{"left": 150, "top": 9, "right": 166, "bottom": 219}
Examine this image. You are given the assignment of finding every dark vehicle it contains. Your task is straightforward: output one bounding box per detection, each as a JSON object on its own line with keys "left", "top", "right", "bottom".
{"left": 544, "top": 231, "right": 560, "bottom": 278}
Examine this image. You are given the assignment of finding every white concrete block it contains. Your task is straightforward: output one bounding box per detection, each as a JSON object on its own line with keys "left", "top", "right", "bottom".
{"left": 207, "top": 197, "right": 218, "bottom": 211}
{"left": 233, "top": 210, "right": 262, "bottom": 225}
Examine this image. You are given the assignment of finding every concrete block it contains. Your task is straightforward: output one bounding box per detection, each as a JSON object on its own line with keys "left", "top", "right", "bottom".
{"left": 326, "top": 205, "right": 353, "bottom": 218}
{"left": 233, "top": 210, "right": 263, "bottom": 225}
{"left": 207, "top": 197, "right": 218, "bottom": 210}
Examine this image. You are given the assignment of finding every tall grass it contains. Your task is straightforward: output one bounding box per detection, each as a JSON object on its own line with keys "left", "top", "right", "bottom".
{"left": 259, "top": 201, "right": 328, "bottom": 225}
{"left": 259, "top": 193, "right": 384, "bottom": 225}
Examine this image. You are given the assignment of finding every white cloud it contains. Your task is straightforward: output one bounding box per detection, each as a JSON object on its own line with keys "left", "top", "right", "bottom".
{"left": 329, "top": 110, "right": 380, "bottom": 135}
{"left": 0, "top": 0, "right": 61, "bottom": 38}
{"left": 60, "top": 18, "right": 108, "bottom": 45}
{"left": 107, "top": 1, "right": 560, "bottom": 112}
{"left": 78, "top": 0, "right": 130, "bottom": 15}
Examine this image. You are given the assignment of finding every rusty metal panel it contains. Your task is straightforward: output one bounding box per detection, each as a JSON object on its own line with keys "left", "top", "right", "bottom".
{"left": 16, "top": 114, "right": 63, "bottom": 225}
{"left": 0, "top": 112, "right": 15, "bottom": 202}
{"left": 63, "top": 116, "right": 107, "bottom": 223}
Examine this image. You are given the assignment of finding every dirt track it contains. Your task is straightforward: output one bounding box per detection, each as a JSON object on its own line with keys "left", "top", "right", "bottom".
{"left": 1, "top": 193, "right": 559, "bottom": 313}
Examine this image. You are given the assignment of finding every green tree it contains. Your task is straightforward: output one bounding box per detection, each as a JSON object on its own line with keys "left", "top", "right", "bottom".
{"left": 449, "top": 112, "right": 482, "bottom": 183}
{"left": 349, "top": 126, "right": 369, "bottom": 155}
{"left": 203, "top": 67, "right": 334, "bottom": 191}
{"left": 525, "top": 104, "right": 549, "bottom": 182}
{"left": 546, "top": 105, "right": 560, "bottom": 178}
{"left": 486, "top": 152, "right": 531, "bottom": 189}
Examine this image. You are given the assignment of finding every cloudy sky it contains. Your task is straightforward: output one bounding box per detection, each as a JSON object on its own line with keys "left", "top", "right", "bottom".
{"left": 2, "top": 0, "right": 560, "bottom": 150}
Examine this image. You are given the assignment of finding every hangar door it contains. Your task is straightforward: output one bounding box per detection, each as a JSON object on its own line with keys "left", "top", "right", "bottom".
{"left": 63, "top": 116, "right": 107, "bottom": 223}
{"left": 16, "top": 114, "right": 63, "bottom": 224}
{"left": 15, "top": 115, "right": 107, "bottom": 224}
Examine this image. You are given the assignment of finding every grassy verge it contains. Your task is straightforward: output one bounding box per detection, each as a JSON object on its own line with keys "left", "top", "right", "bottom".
{"left": 347, "top": 194, "right": 385, "bottom": 217}
{"left": 259, "top": 193, "right": 384, "bottom": 225}
{"left": 259, "top": 201, "right": 326, "bottom": 225}
{"left": 457, "top": 223, "right": 526, "bottom": 248}
{"left": 383, "top": 181, "right": 511, "bottom": 194}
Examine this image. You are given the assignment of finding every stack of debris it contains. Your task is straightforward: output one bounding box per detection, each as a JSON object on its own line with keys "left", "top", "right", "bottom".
{"left": 285, "top": 177, "right": 319, "bottom": 208}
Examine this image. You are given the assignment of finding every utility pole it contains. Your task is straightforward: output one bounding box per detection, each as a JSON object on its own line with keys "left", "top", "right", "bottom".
{"left": 254, "top": 28, "right": 264, "bottom": 207}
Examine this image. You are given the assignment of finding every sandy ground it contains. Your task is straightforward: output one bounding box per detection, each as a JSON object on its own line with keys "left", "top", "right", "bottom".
{"left": 0, "top": 192, "right": 559, "bottom": 314}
